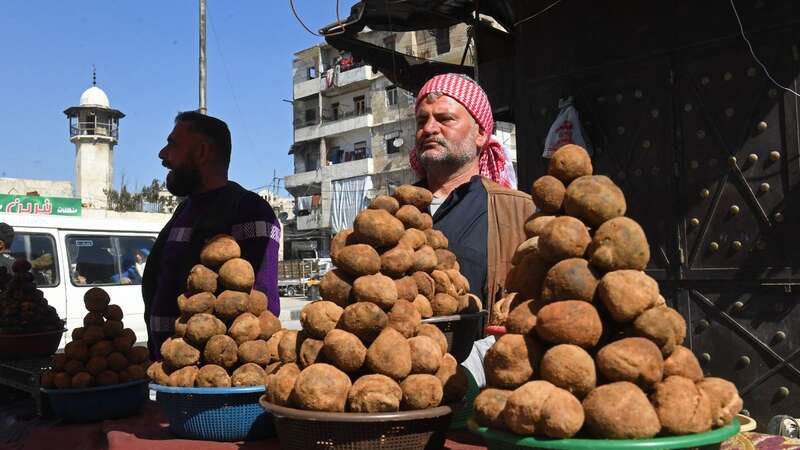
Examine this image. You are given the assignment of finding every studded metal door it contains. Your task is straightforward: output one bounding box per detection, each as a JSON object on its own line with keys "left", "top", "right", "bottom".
{"left": 514, "top": 23, "right": 800, "bottom": 428}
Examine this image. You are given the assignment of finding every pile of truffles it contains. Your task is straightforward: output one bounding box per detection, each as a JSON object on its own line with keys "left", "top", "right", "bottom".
{"left": 321, "top": 184, "right": 481, "bottom": 318}
{"left": 41, "top": 288, "right": 150, "bottom": 388}
{"left": 0, "top": 260, "right": 64, "bottom": 335}
{"left": 147, "top": 234, "right": 283, "bottom": 388}
{"left": 475, "top": 144, "right": 743, "bottom": 439}
{"left": 262, "top": 297, "right": 469, "bottom": 413}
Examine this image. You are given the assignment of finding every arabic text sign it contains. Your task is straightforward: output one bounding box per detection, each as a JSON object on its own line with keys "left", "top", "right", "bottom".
{"left": 0, "top": 194, "right": 82, "bottom": 216}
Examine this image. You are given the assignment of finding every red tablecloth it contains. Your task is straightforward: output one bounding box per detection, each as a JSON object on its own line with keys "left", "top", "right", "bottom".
{"left": 3, "top": 400, "right": 797, "bottom": 450}
{"left": 2, "top": 400, "right": 486, "bottom": 450}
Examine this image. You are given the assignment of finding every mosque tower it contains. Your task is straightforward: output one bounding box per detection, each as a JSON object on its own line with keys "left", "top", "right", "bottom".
{"left": 63, "top": 69, "right": 125, "bottom": 209}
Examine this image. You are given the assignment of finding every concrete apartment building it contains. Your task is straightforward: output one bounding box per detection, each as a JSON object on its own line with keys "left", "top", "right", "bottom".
{"left": 284, "top": 25, "right": 516, "bottom": 258}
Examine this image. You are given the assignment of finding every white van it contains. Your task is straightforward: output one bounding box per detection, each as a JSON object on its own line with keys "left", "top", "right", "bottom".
{"left": 1, "top": 213, "right": 167, "bottom": 348}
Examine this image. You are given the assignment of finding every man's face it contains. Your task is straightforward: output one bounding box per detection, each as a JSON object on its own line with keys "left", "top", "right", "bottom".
{"left": 415, "top": 94, "right": 487, "bottom": 174}
{"left": 159, "top": 121, "right": 203, "bottom": 196}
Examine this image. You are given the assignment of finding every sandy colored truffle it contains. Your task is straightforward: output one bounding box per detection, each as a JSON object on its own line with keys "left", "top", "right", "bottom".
{"left": 213, "top": 290, "right": 249, "bottom": 322}
{"left": 229, "top": 312, "right": 261, "bottom": 344}
{"left": 319, "top": 269, "right": 353, "bottom": 307}
{"left": 423, "top": 229, "right": 449, "bottom": 250}
{"left": 185, "top": 313, "right": 226, "bottom": 347}
{"left": 200, "top": 234, "right": 240, "bottom": 269}
{"left": 412, "top": 245, "right": 438, "bottom": 272}
{"left": 387, "top": 299, "right": 421, "bottom": 338}
{"left": 219, "top": 258, "right": 255, "bottom": 292}
{"left": 597, "top": 270, "right": 659, "bottom": 323}
{"left": 394, "top": 185, "right": 433, "bottom": 211}
{"left": 247, "top": 289, "right": 268, "bottom": 316}
{"left": 547, "top": 144, "right": 593, "bottom": 184}
{"left": 369, "top": 195, "right": 400, "bottom": 214}
{"left": 490, "top": 292, "right": 525, "bottom": 326}
{"left": 330, "top": 228, "right": 356, "bottom": 263}
{"left": 300, "top": 300, "right": 343, "bottom": 339}
{"left": 204, "top": 334, "right": 239, "bottom": 369}
{"left": 512, "top": 237, "right": 540, "bottom": 266}
{"left": 589, "top": 217, "right": 650, "bottom": 272}
{"left": 632, "top": 307, "right": 686, "bottom": 356}
{"left": 412, "top": 271, "right": 436, "bottom": 299}
{"left": 394, "top": 276, "right": 419, "bottom": 301}
{"left": 278, "top": 330, "right": 301, "bottom": 364}
{"left": 663, "top": 346, "right": 703, "bottom": 381}
{"left": 238, "top": 339, "right": 271, "bottom": 365}
{"left": 540, "top": 344, "right": 596, "bottom": 398}
{"left": 179, "top": 291, "right": 215, "bottom": 315}
{"left": 322, "top": 329, "right": 367, "bottom": 373}
{"left": 338, "top": 302, "right": 388, "bottom": 344}
{"left": 524, "top": 215, "right": 556, "bottom": 239}
{"left": 366, "top": 328, "right": 412, "bottom": 380}
{"left": 417, "top": 323, "right": 448, "bottom": 355}
{"left": 431, "top": 293, "right": 460, "bottom": 316}
{"left": 265, "top": 363, "right": 300, "bottom": 406}
{"left": 258, "top": 311, "right": 282, "bottom": 340}
{"left": 168, "top": 365, "right": 198, "bottom": 387}
{"left": 161, "top": 337, "right": 200, "bottom": 371}
{"left": 564, "top": 175, "right": 626, "bottom": 227}
{"left": 264, "top": 330, "right": 287, "bottom": 364}
{"left": 535, "top": 301, "right": 602, "bottom": 348}
{"left": 531, "top": 175, "right": 566, "bottom": 213}
{"left": 582, "top": 382, "right": 661, "bottom": 438}
{"left": 408, "top": 335, "right": 443, "bottom": 374}
{"left": 232, "top": 363, "right": 266, "bottom": 387}
{"left": 484, "top": 334, "right": 543, "bottom": 389}
{"left": 541, "top": 258, "right": 599, "bottom": 304}
{"left": 401, "top": 374, "right": 443, "bottom": 410}
{"left": 186, "top": 264, "right": 218, "bottom": 294}
{"left": 352, "top": 273, "right": 398, "bottom": 310}
{"left": 348, "top": 374, "right": 403, "bottom": 412}
{"left": 196, "top": 364, "right": 231, "bottom": 387}
{"left": 337, "top": 244, "right": 381, "bottom": 277}
{"left": 697, "top": 377, "right": 743, "bottom": 427}
{"left": 396, "top": 204, "right": 426, "bottom": 230}
{"left": 413, "top": 295, "right": 433, "bottom": 318}
{"left": 297, "top": 337, "right": 324, "bottom": 368}
{"left": 503, "top": 381, "right": 585, "bottom": 438}
{"left": 353, "top": 209, "right": 405, "bottom": 248}
{"left": 505, "top": 300, "right": 538, "bottom": 335}
{"left": 596, "top": 337, "right": 664, "bottom": 389}
{"left": 381, "top": 246, "right": 415, "bottom": 278}
{"left": 147, "top": 361, "right": 170, "bottom": 385}
{"left": 399, "top": 228, "right": 427, "bottom": 250}
{"left": 651, "top": 376, "right": 712, "bottom": 434}
{"left": 291, "top": 363, "right": 352, "bottom": 412}
{"left": 474, "top": 388, "right": 512, "bottom": 428}
{"left": 434, "top": 249, "right": 458, "bottom": 271}
{"left": 538, "top": 216, "right": 591, "bottom": 263}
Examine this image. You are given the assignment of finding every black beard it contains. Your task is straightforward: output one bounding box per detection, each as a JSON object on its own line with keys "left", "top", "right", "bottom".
{"left": 166, "top": 165, "right": 200, "bottom": 197}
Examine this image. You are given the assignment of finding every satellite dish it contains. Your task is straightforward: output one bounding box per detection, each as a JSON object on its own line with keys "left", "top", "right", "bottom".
{"left": 393, "top": 137, "right": 404, "bottom": 147}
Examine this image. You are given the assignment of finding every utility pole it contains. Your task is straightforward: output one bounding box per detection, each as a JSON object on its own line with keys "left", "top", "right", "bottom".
{"left": 199, "top": 0, "right": 207, "bottom": 114}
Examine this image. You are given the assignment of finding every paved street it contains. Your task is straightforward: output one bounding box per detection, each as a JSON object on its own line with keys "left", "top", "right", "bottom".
{"left": 277, "top": 295, "right": 310, "bottom": 330}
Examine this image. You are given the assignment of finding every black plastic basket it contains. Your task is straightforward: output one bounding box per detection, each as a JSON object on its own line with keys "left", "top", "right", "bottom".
{"left": 422, "top": 311, "right": 486, "bottom": 363}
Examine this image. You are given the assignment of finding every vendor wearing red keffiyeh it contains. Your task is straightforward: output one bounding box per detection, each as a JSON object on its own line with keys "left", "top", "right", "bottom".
{"left": 410, "top": 73, "right": 532, "bottom": 311}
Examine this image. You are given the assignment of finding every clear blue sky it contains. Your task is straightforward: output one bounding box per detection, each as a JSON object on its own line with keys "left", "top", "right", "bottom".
{"left": 0, "top": 0, "right": 357, "bottom": 195}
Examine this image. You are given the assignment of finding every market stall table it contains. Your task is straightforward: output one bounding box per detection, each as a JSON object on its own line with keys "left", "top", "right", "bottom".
{"left": 1, "top": 399, "right": 798, "bottom": 450}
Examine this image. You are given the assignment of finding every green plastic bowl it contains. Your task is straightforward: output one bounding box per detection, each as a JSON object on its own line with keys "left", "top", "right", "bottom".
{"left": 467, "top": 417, "right": 740, "bottom": 449}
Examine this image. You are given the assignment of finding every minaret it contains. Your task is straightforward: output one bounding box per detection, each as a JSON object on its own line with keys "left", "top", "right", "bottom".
{"left": 63, "top": 69, "right": 125, "bottom": 209}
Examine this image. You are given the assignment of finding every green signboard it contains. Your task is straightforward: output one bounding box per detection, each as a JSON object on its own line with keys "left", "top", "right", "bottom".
{"left": 0, "top": 194, "right": 82, "bottom": 216}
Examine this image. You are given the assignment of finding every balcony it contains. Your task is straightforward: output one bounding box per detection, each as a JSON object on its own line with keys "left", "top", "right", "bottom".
{"left": 294, "top": 76, "right": 321, "bottom": 99}
{"left": 285, "top": 158, "right": 374, "bottom": 193}
{"left": 294, "top": 108, "right": 373, "bottom": 143}
{"left": 297, "top": 207, "right": 325, "bottom": 230}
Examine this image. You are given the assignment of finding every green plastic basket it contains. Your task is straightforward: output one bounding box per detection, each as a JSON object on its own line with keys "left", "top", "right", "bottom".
{"left": 467, "top": 417, "right": 740, "bottom": 450}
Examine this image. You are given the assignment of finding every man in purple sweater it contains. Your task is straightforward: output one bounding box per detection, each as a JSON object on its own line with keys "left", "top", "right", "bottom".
{"left": 142, "top": 111, "right": 280, "bottom": 359}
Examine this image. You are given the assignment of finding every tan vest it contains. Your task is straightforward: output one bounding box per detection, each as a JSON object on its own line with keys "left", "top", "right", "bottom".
{"left": 481, "top": 178, "right": 535, "bottom": 315}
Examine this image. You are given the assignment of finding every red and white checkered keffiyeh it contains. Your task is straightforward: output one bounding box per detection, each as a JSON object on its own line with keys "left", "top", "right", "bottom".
{"left": 409, "top": 73, "right": 513, "bottom": 188}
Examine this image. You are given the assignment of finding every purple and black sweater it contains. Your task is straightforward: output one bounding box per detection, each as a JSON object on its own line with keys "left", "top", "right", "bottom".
{"left": 143, "top": 183, "right": 280, "bottom": 359}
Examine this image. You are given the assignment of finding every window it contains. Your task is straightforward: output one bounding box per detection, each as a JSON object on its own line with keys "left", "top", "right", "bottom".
{"left": 329, "top": 146, "right": 343, "bottom": 164}
{"left": 386, "top": 86, "right": 398, "bottom": 107}
{"left": 331, "top": 102, "right": 340, "bottom": 120}
{"left": 66, "top": 235, "right": 155, "bottom": 286}
{"left": 307, "top": 66, "right": 317, "bottom": 79}
{"left": 353, "top": 141, "right": 368, "bottom": 160}
{"left": 9, "top": 233, "right": 59, "bottom": 287}
{"left": 434, "top": 28, "right": 451, "bottom": 54}
{"left": 353, "top": 96, "right": 366, "bottom": 116}
{"left": 385, "top": 131, "right": 402, "bottom": 154}
{"left": 304, "top": 108, "right": 316, "bottom": 124}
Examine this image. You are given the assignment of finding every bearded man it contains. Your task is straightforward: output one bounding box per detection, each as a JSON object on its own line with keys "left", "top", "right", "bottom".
{"left": 142, "top": 111, "right": 280, "bottom": 358}
{"left": 411, "top": 73, "right": 533, "bottom": 311}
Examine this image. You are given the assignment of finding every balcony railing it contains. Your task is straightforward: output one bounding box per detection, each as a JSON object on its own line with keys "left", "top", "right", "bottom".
{"left": 69, "top": 122, "right": 119, "bottom": 139}
{"left": 294, "top": 107, "right": 372, "bottom": 130}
